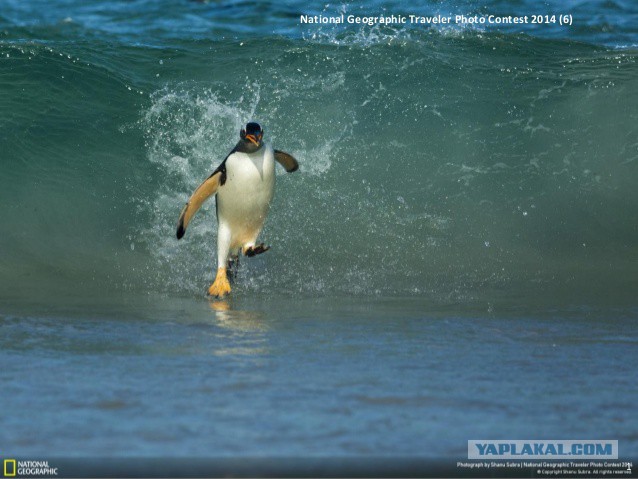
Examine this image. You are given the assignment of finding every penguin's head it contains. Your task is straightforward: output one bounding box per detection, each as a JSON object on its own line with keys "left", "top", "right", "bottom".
{"left": 240, "top": 122, "right": 263, "bottom": 152}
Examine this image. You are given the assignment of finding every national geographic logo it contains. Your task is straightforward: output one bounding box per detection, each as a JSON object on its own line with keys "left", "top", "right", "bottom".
{"left": 3, "top": 460, "right": 16, "bottom": 477}
{"left": 3, "top": 460, "right": 58, "bottom": 477}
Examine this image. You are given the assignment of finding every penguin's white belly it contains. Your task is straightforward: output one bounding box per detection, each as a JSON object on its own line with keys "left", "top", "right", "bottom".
{"left": 216, "top": 145, "right": 275, "bottom": 249}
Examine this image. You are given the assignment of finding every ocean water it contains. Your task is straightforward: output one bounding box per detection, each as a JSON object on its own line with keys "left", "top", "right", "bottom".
{"left": 1, "top": 0, "right": 637, "bottom": 470}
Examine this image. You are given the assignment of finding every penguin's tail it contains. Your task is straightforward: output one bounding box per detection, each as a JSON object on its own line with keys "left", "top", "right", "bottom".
{"left": 227, "top": 255, "right": 240, "bottom": 283}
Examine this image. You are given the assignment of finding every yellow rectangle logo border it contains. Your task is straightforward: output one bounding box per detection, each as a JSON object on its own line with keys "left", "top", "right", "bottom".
{"left": 4, "top": 459, "right": 16, "bottom": 477}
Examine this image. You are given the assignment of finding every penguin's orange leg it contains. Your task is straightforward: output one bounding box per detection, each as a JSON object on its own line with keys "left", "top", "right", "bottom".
{"left": 208, "top": 267, "right": 231, "bottom": 297}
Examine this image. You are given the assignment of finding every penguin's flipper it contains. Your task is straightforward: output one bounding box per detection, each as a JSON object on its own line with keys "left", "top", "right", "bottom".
{"left": 274, "top": 150, "right": 299, "bottom": 173}
{"left": 176, "top": 171, "right": 222, "bottom": 239}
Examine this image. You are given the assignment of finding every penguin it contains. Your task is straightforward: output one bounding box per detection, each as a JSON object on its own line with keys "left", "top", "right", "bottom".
{"left": 176, "top": 122, "right": 299, "bottom": 297}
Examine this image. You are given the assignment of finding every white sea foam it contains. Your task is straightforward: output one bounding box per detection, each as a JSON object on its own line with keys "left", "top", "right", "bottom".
{"left": 138, "top": 83, "right": 346, "bottom": 294}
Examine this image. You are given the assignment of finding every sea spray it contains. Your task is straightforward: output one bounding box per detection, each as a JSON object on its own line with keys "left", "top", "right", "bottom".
{"left": 1, "top": 8, "right": 637, "bottom": 304}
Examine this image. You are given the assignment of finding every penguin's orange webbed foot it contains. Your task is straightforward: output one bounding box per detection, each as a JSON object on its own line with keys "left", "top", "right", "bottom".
{"left": 243, "top": 243, "right": 270, "bottom": 257}
{"left": 208, "top": 267, "right": 231, "bottom": 298}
